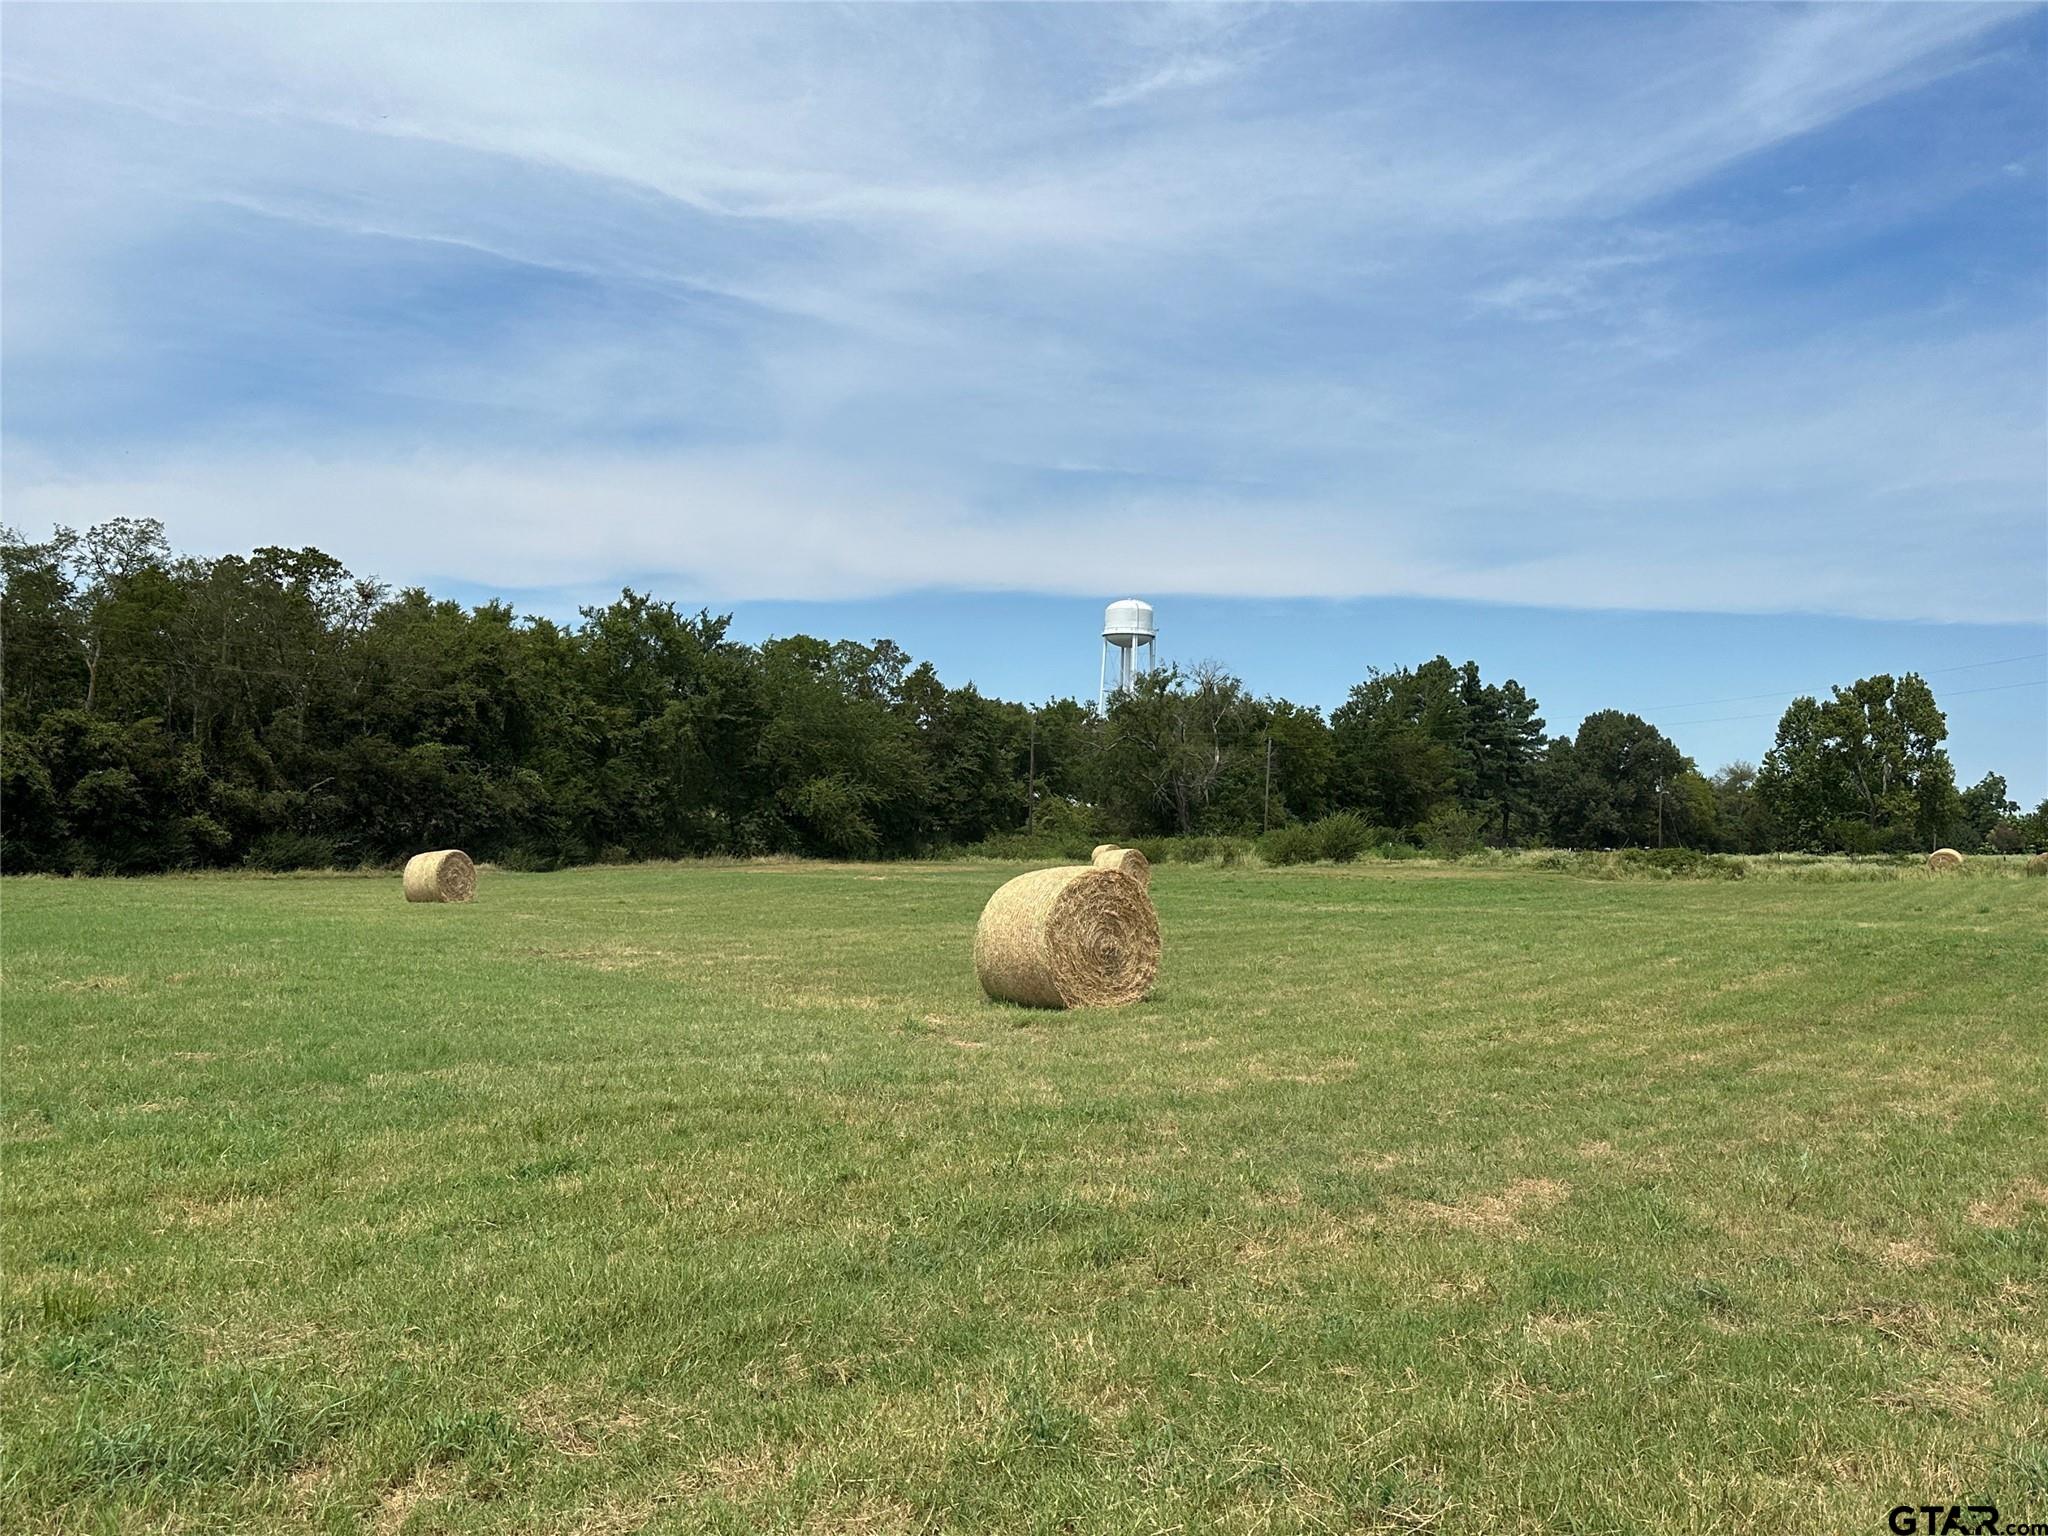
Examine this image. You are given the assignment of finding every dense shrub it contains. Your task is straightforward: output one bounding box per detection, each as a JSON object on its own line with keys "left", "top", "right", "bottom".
{"left": 964, "top": 831, "right": 1093, "bottom": 862}
{"left": 1258, "top": 822, "right": 1323, "bottom": 866}
{"left": 1622, "top": 847, "right": 1745, "bottom": 879}
{"left": 1143, "top": 835, "right": 1253, "bottom": 866}
{"left": 1028, "top": 797, "right": 1102, "bottom": 850}
{"left": 1555, "top": 847, "right": 1747, "bottom": 881}
{"left": 1420, "top": 805, "right": 1485, "bottom": 858}
{"left": 1314, "top": 812, "right": 1374, "bottom": 863}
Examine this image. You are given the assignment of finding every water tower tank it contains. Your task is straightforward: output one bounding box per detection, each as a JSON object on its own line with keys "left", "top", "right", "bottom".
{"left": 1099, "top": 599, "right": 1158, "bottom": 707}
{"left": 1102, "top": 599, "right": 1156, "bottom": 647}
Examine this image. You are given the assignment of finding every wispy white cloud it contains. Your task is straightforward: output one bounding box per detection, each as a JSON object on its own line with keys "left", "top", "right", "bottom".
{"left": 2, "top": 3, "right": 2041, "bottom": 625}
{"left": 1095, "top": 52, "right": 1249, "bottom": 110}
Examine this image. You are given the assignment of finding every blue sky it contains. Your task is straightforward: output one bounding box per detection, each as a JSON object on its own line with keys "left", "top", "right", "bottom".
{"left": 4, "top": 4, "right": 2044, "bottom": 797}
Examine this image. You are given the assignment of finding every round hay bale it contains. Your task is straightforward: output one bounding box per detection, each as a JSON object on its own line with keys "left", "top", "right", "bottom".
{"left": 1090, "top": 844, "right": 1151, "bottom": 890}
{"left": 2029, "top": 851, "right": 2048, "bottom": 874}
{"left": 1090, "top": 844, "right": 1120, "bottom": 862}
{"left": 974, "top": 865, "right": 1159, "bottom": 1009}
{"left": 403, "top": 849, "right": 477, "bottom": 903}
{"left": 1926, "top": 848, "right": 1964, "bottom": 872}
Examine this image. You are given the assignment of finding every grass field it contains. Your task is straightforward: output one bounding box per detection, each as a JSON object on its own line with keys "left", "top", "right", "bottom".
{"left": 5, "top": 860, "right": 2045, "bottom": 1533}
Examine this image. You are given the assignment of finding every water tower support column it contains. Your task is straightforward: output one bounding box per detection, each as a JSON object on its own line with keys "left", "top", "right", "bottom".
{"left": 1098, "top": 599, "right": 1157, "bottom": 711}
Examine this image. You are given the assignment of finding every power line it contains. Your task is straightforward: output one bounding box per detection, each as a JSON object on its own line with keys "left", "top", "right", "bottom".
{"left": 1656, "top": 677, "right": 2046, "bottom": 731}
{"left": 1645, "top": 651, "right": 2047, "bottom": 714}
{"left": 1935, "top": 677, "right": 2047, "bottom": 700}
{"left": 1653, "top": 709, "right": 1782, "bottom": 727}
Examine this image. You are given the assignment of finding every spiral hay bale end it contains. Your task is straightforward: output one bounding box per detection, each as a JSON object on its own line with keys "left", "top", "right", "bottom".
{"left": 974, "top": 865, "right": 1159, "bottom": 1009}
{"left": 1926, "top": 848, "right": 1964, "bottom": 873}
{"left": 1090, "top": 844, "right": 1151, "bottom": 890}
{"left": 403, "top": 849, "right": 477, "bottom": 903}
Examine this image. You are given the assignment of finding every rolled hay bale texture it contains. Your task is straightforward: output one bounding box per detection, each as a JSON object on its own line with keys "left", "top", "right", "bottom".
{"left": 403, "top": 849, "right": 477, "bottom": 903}
{"left": 975, "top": 865, "right": 1159, "bottom": 1009}
{"left": 1090, "top": 844, "right": 1151, "bottom": 891}
{"left": 1926, "top": 848, "right": 1964, "bottom": 873}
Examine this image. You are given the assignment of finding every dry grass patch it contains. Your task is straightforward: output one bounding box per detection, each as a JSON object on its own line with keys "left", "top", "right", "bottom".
{"left": 1821, "top": 1301, "right": 1945, "bottom": 1349}
{"left": 371, "top": 1467, "right": 467, "bottom": 1536}
{"left": 1397, "top": 1178, "right": 1571, "bottom": 1238}
{"left": 1870, "top": 1368, "right": 1997, "bottom": 1421}
{"left": 686, "top": 1443, "right": 798, "bottom": 1500}
{"left": 1244, "top": 1054, "right": 1359, "bottom": 1085}
{"left": 1878, "top": 1238, "right": 1940, "bottom": 1270}
{"left": 765, "top": 988, "right": 891, "bottom": 1013}
{"left": 566, "top": 1497, "right": 670, "bottom": 1536}
{"left": 50, "top": 974, "right": 134, "bottom": 992}
{"left": 1524, "top": 1312, "right": 1599, "bottom": 1343}
{"left": 1965, "top": 1178, "right": 2048, "bottom": 1229}
{"left": 551, "top": 943, "right": 669, "bottom": 974}
{"left": 165, "top": 1190, "right": 271, "bottom": 1228}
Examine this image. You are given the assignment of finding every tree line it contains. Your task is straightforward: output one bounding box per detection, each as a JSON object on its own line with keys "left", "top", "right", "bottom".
{"left": 3, "top": 520, "right": 2041, "bottom": 874}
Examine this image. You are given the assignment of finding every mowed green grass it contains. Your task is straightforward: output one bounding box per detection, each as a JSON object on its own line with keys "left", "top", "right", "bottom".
{"left": 4, "top": 862, "right": 2044, "bottom": 1535}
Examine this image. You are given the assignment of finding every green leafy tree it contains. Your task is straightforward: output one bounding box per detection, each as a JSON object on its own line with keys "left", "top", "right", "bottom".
{"left": 1331, "top": 657, "right": 1472, "bottom": 833}
{"left": 1101, "top": 664, "right": 1259, "bottom": 835}
{"left": 1, "top": 519, "right": 2019, "bottom": 872}
{"left": 1707, "top": 762, "right": 1776, "bottom": 853}
{"left": 1020, "top": 697, "right": 1100, "bottom": 818}
{"left": 1330, "top": 656, "right": 1544, "bottom": 840}
{"left": 1258, "top": 699, "right": 1335, "bottom": 828}
{"left": 1955, "top": 772, "right": 2019, "bottom": 853}
{"left": 1539, "top": 711, "right": 1691, "bottom": 848}
{"left": 1, "top": 526, "right": 87, "bottom": 728}
{"left": 1758, "top": 674, "right": 1957, "bottom": 852}
{"left": 2014, "top": 800, "right": 2048, "bottom": 854}
{"left": 902, "top": 665, "right": 1028, "bottom": 847}
{"left": 1459, "top": 665, "right": 1546, "bottom": 843}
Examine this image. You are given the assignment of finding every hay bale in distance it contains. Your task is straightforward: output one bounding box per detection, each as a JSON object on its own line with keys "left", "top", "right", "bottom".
{"left": 975, "top": 865, "right": 1159, "bottom": 1009}
{"left": 403, "top": 849, "right": 477, "bottom": 903}
{"left": 1926, "top": 848, "right": 1964, "bottom": 872}
{"left": 1090, "top": 844, "right": 1151, "bottom": 890}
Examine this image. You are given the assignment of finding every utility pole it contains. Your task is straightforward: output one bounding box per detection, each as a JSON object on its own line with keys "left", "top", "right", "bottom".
{"left": 1027, "top": 711, "right": 1038, "bottom": 833}
{"left": 1263, "top": 735, "right": 1274, "bottom": 836}
{"left": 1656, "top": 779, "right": 1665, "bottom": 848}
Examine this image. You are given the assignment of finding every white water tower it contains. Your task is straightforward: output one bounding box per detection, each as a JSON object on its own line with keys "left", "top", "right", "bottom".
{"left": 1099, "top": 598, "right": 1158, "bottom": 708}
